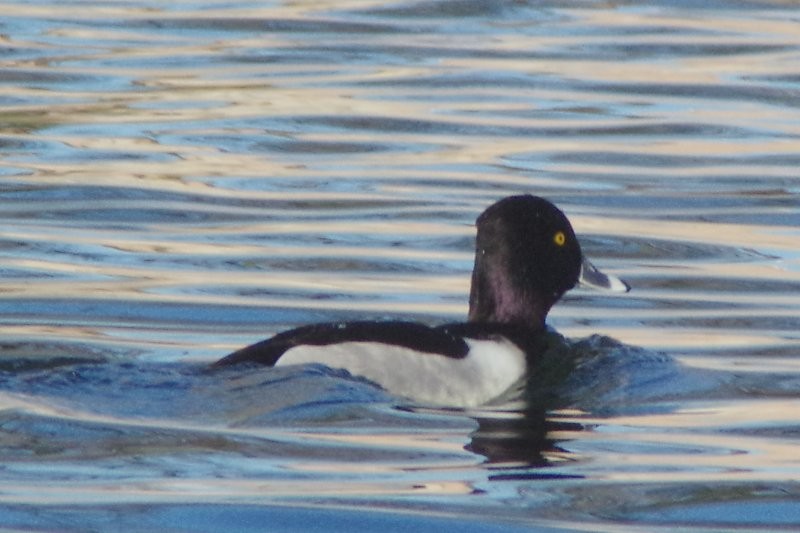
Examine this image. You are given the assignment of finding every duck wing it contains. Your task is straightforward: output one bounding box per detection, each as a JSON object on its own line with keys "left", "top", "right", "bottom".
{"left": 213, "top": 320, "right": 470, "bottom": 367}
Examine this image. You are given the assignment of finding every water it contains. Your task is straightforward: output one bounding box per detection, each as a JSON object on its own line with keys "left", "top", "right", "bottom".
{"left": 1, "top": 1, "right": 799, "bottom": 531}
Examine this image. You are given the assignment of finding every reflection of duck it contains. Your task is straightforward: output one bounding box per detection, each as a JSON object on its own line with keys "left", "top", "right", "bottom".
{"left": 214, "top": 195, "right": 629, "bottom": 407}
{"left": 467, "top": 407, "right": 585, "bottom": 476}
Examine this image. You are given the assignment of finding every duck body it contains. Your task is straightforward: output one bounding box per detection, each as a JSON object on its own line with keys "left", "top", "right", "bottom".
{"left": 216, "top": 320, "right": 547, "bottom": 406}
{"left": 214, "top": 195, "right": 628, "bottom": 407}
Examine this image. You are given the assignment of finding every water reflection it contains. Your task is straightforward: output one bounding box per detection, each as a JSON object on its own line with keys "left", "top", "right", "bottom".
{"left": 1, "top": 0, "right": 800, "bottom": 530}
{"left": 468, "top": 409, "right": 586, "bottom": 478}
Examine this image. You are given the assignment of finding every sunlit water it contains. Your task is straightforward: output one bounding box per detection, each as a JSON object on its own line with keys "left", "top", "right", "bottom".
{"left": 0, "top": 1, "right": 799, "bottom": 531}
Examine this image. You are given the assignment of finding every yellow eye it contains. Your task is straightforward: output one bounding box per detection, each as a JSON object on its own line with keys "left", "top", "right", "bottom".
{"left": 553, "top": 231, "right": 566, "bottom": 246}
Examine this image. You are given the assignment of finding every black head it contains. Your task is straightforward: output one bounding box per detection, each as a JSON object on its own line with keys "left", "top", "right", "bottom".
{"left": 468, "top": 195, "right": 583, "bottom": 329}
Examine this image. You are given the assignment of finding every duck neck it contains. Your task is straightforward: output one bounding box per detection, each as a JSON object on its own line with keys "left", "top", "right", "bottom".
{"left": 467, "top": 257, "right": 552, "bottom": 330}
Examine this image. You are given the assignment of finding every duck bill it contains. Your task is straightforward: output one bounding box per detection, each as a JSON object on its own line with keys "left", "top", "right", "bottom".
{"left": 578, "top": 256, "right": 630, "bottom": 293}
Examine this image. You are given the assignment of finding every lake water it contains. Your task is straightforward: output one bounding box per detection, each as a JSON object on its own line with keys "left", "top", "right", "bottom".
{"left": 0, "top": 1, "right": 799, "bottom": 531}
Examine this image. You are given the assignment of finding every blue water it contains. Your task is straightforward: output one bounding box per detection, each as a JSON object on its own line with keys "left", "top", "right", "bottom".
{"left": 1, "top": 1, "right": 799, "bottom": 531}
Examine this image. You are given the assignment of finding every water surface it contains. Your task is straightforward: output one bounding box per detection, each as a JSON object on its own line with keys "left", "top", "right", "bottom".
{"left": 0, "top": 1, "right": 799, "bottom": 531}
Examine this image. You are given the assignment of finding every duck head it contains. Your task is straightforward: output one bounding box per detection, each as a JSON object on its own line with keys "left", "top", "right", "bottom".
{"left": 468, "top": 195, "right": 628, "bottom": 329}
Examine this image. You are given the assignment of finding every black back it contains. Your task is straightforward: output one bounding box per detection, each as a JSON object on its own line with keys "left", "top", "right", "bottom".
{"left": 214, "top": 321, "right": 471, "bottom": 366}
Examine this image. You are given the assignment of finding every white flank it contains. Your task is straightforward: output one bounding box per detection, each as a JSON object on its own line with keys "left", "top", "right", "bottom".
{"left": 276, "top": 337, "right": 527, "bottom": 407}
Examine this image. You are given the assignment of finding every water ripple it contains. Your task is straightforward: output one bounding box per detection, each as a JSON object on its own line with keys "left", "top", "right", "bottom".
{"left": 0, "top": 0, "right": 799, "bottom": 530}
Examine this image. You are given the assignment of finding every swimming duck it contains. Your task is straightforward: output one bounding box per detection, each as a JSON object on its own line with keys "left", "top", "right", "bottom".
{"left": 214, "top": 195, "right": 629, "bottom": 406}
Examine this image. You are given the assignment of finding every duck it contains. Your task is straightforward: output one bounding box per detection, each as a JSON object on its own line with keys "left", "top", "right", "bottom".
{"left": 213, "top": 195, "right": 629, "bottom": 407}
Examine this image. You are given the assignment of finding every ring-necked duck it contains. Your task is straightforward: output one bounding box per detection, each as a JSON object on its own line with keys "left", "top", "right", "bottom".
{"left": 214, "top": 195, "right": 629, "bottom": 406}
